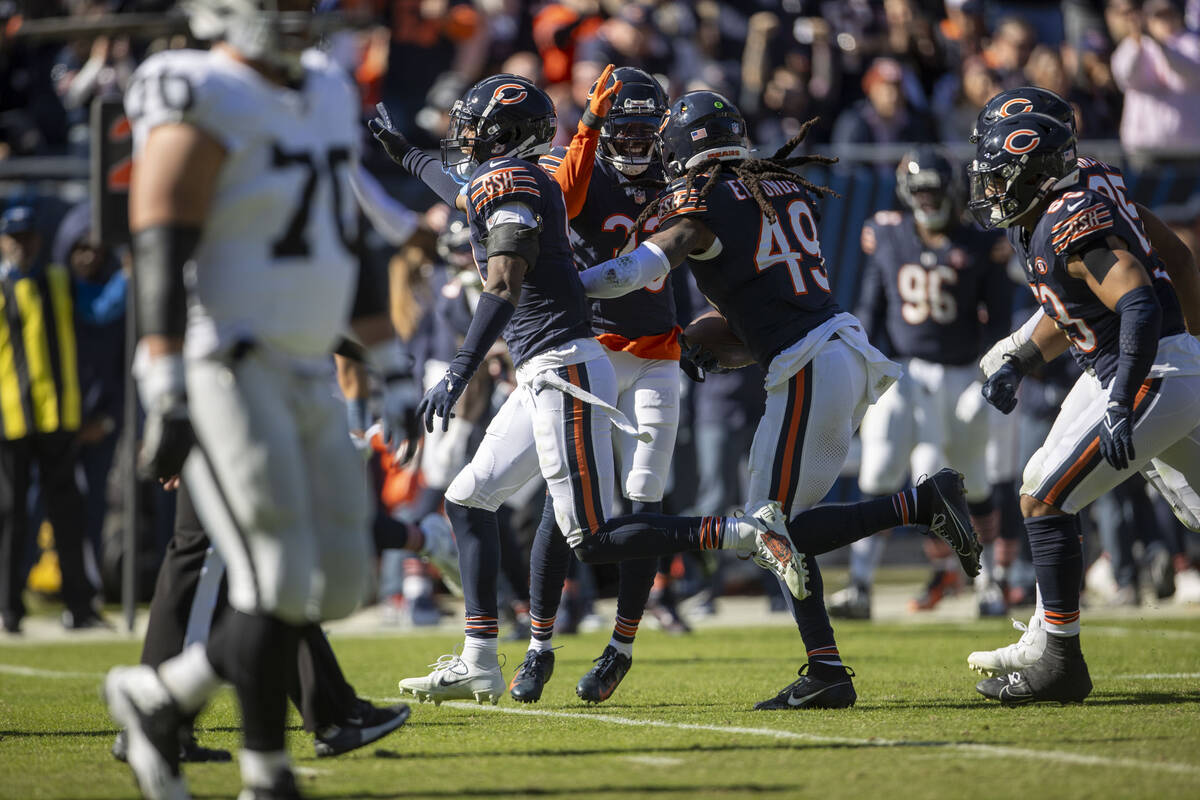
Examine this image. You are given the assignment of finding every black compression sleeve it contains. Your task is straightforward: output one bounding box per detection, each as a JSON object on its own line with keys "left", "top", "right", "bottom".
{"left": 486, "top": 222, "right": 540, "bottom": 268}
{"left": 1006, "top": 338, "right": 1046, "bottom": 376}
{"left": 131, "top": 224, "right": 199, "bottom": 339}
{"left": 1110, "top": 284, "right": 1162, "bottom": 406}
{"left": 401, "top": 149, "right": 463, "bottom": 207}
{"left": 447, "top": 292, "right": 514, "bottom": 380}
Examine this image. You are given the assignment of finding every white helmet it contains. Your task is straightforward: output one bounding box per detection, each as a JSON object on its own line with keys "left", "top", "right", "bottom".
{"left": 184, "top": 0, "right": 314, "bottom": 77}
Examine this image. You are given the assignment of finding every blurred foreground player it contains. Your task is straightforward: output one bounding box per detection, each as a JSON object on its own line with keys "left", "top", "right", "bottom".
{"left": 967, "top": 113, "right": 1200, "bottom": 704}
{"left": 101, "top": 3, "right": 416, "bottom": 798}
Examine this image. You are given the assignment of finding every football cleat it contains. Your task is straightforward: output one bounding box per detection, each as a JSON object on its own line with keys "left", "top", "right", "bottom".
{"left": 314, "top": 698, "right": 411, "bottom": 758}
{"left": 909, "top": 569, "right": 963, "bottom": 611}
{"left": 398, "top": 653, "right": 505, "bottom": 706}
{"left": 102, "top": 665, "right": 190, "bottom": 800}
{"left": 976, "top": 634, "right": 1092, "bottom": 705}
{"left": 236, "top": 769, "right": 302, "bottom": 800}
{"left": 419, "top": 513, "right": 462, "bottom": 597}
{"left": 754, "top": 663, "right": 857, "bottom": 710}
{"left": 968, "top": 615, "right": 1046, "bottom": 677}
{"left": 745, "top": 500, "right": 810, "bottom": 600}
{"left": 576, "top": 645, "right": 632, "bottom": 704}
{"left": 828, "top": 583, "right": 872, "bottom": 620}
{"left": 509, "top": 649, "right": 555, "bottom": 703}
{"left": 922, "top": 469, "right": 982, "bottom": 577}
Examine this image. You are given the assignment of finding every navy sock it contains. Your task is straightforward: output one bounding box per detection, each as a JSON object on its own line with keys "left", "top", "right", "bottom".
{"left": 1024, "top": 513, "right": 1082, "bottom": 635}
{"left": 612, "top": 501, "right": 663, "bottom": 645}
{"left": 784, "top": 556, "right": 842, "bottom": 670}
{"left": 446, "top": 501, "right": 500, "bottom": 639}
{"left": 574, "top": 513, "right": 728, "bottom": 563}
{"left": 528, "top": 497, "right": 571, "bottom": 641}
{"left": 496, "top": 505, "right": 530, "bottom": 605}
{"left": 206, "top": 611, "right": 298, "bottom": 751}
{"left": 786, "top": 497, "right": 903, "bottom": 555}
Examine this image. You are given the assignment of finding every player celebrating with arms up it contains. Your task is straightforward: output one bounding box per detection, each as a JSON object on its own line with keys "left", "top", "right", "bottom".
{"left": 570, "top": 93, "right": 982, "bottom": 710}
{"left": 968, "top": 113, "right": 1200, "bottom": 704}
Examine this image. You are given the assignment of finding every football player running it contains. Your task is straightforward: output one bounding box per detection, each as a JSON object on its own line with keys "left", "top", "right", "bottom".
{"left": 966, "top": 87, "right": 1200, "bottom": 681}
{"left": 967, "top": 112, "right": 1200, "bottom": 704}
{"left": 568, "top": 92, "right": 983, "bottom": 710}
{"left": 837, "top": 146, "right": 1011, "bottom": 620}
{"left": 101, "top": 2, "right": 420, "bottom": 799}
{"left": 506, "top": 67, "right": 676, "bottom": 705}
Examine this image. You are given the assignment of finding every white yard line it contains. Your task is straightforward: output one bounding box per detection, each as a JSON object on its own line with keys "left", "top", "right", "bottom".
{"left": 368, "top": 700, "right": 1200, "bottom": 777}
{"left": 0, "top": 664, "right": 105, "bottom": 680}
{"left": 1090, "top": 625, "right": 1200, "bottom": 640}
{"left": 1108, "top": 672, "right": 1200, "bottom": 680}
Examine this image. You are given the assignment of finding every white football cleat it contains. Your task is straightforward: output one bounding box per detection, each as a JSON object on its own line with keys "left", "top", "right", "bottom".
{"left": 398, "top": 654, "right": 505, "bottom": 706}
{"left": 1173, "top": 567, "right": 1200, "bottom": 604}
{"left": 102, "top": 665, "right": 191, "bottom": 800}
{"left": 419, "top": 513, "right": 462, "bottom": 597}
{"left": 745, "top": 500, "right": 810, "bottom": 600}
{"left": 967, "top": 615, "right": 1046, "bottom": 677}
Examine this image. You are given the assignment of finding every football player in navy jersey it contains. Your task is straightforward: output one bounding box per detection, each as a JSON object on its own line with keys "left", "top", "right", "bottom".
{"left": 837, "top": 147, "right": 1012, "bottom": 620}
{"left": 967, "top": 112, "right": 1200, "bottom": 704}
{"left": 965, "top": 87, "right": 1200, "bottom": 679}
{"left": 566, "top": 92, "right": 983, "bottom": 710}
{"left": 507, "top": 68, "right": 675, "bottom": 705}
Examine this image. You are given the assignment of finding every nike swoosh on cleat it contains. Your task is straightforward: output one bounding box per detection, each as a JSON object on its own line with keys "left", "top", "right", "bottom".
{"left": 787, "top": 690, "right": 827, "bottom": 707}
{"left": 437, "top": 675, "right": 472, "bottom": 688}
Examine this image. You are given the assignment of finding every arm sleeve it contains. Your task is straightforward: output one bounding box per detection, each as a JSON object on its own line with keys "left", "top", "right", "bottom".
{"left": 1110, "top": 285, "right": 1163, "bottom": 406}
{"left": 540, "top": 122, "right": 600, "bottom": 220}
{"left": 578, "top": 241, "right": 671, "bottom": 298}
{"left": 401, "top": 148, "right": 465, "bottom": 207}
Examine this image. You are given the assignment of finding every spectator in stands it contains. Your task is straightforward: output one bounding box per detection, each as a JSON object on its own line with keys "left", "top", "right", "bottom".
{"left": 881, "top": 0, "right": 945, "bottom": 96}
{"left": 54, "top": 203, "right": 126, "bottom": 570}
{"left": 0, "top": 205, "right": 101, "bottom": 633}
{"left": 937, "top": 0, "right": 988, "bottom": 69}
{"left": 934, "top": 55, "right": 1002, "bottom": 142}
{"left": 1111, "top": 0, "right": 1200, "bottom": 152}
{"left": 832, "top": 57, "right": 934, "bottom": 148}
{"left": 1064, "top": 29, "right": 1123, "bottom": 139}
{"left": 985, "top": 16, "right": 1037, "bottom": 87}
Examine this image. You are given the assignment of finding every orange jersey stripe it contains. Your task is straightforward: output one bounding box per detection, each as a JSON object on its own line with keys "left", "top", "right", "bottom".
{"left": 774, "top": 369, "right": 807, "bottom": 504}
{"left": 566, "top": 364, "right": 601, "bottom": 532}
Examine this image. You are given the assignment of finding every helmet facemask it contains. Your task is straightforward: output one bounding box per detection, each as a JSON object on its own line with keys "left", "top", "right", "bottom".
{"left": 440, "top": 98, "right": 555, "bottom": 180}
{"left": 600, "top": 115, "right": 660, "bottom": 177}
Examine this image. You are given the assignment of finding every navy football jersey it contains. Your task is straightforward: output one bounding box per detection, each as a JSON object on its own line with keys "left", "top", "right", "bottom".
{"left": 539, "top": 148, "right": 676, "bottom": 342}
{"left": 465, "top": 157, "right": 593, "bottom": 366}
{"left": 857, "top": 211, "right": 1012, "bottom": 365}
{"left": 1008, "top": 184, "right": 1184, "bottom": 382}
{"left": 657, "top": 172, "right": 841, "bottom": 368}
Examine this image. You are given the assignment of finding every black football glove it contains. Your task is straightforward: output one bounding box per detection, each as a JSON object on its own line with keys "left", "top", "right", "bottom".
{"left": 679, "top": 355, "right": 705, "bottom": 383}
{"left": 680, "top": 337, "right": 732, "bottom": 376}
{"left": 369, "top": 102, "right": 414, "bottom": 165}
{"left": 417, "top": 368, "right": 469, "bottom": 433}
{"left": 981, "top": 362, "right": 1021, "bottom": 414}
{"left": 1099, "top": 401, "right": 1135, "bottom": 470}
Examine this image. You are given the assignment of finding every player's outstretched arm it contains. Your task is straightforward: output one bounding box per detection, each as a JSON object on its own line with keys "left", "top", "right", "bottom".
{"left": 578, "top": 217, "right": 714, "bottom": 298}
{"left": 550, "top": 63, "right": 620, "bottom": 219}
{"left": 370, "top": 103, "right": 466, "bottom": 210}
{"left": 1136, "top": 202, "right": 1200, "bottom": 334}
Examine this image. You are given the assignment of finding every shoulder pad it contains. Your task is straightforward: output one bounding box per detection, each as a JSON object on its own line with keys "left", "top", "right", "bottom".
{"left": 657, "top": 175, "right": 711, "bottom": 223}
{"left": 469, "top": 159, "right": 544, "bottom": 218}
{"left": 1044, "top": 189, "right": 1119, "bottom": 257}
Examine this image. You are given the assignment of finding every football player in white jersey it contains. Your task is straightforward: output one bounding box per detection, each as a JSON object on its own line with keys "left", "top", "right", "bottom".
{"left": 100, "top": 3, "right": 413, "bottom": 799}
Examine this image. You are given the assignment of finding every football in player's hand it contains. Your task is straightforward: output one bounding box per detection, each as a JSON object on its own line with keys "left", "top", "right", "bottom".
{"left": 682, "top": 309, "right": 754, "bottom": 370}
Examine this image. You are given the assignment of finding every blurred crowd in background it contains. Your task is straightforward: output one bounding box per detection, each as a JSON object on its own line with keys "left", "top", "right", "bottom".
{"left": 2, "top": 0, "right": 1200, "bottom": 636}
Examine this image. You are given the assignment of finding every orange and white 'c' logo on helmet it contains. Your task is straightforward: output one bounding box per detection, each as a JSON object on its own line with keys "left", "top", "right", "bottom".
{"left": 1002, "top": 129, "right": 1040, "bottom": 155}
{"left": 999, "top": 97, "right": 1033, "bottom": 117}
{"left": 491, "top": 83, "right": 528, "bottom": 105}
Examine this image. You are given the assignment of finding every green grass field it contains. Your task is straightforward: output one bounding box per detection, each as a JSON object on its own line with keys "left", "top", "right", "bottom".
{"left": 2, "top": 616, "right": 1199, "bottom": 799}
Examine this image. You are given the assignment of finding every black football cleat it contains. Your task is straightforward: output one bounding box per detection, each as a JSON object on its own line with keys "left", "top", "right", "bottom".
{"left": 754, "top": 663, "right": 857, "bottom": 710}
{"left": 314, "top": 698, "right": 411, "bottom": 758}
{"left": 576, "top": 645, "right": 631, "bottom": 704}
{"left": 923, "top": 469, "right": 982, "bottom": 578}
{"left": 509, "top": 649, "right": 555, "bottom": 703}
{"left": 976, "top": 634, "right": 1092, "bottom": 706}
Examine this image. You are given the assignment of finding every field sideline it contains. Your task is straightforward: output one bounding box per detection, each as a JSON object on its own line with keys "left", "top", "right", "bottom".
{"left": 2, "top": 599, "right": 1199, "bottom": 800}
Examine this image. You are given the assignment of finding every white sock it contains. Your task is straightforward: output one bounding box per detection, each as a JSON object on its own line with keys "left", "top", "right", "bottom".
{"left": 461, "top": 637, "right": 498, "bottom": 668}
{"left": 157, "top": 642, "right": 221, "bottom": 714}
{"left": 720, "top": 517, "right": 757, "bottom": 551}
{"left": 528, "top": 637, "right": 554, "bottom": 654}
{"left": 1034, "top": 583, "right": 1045, "bottom": 623}
{"left": 608, "top": 638, "right": 633, "bottom": 659}
{"left": 240, "top": 749, "right": 289, "bottom": 788}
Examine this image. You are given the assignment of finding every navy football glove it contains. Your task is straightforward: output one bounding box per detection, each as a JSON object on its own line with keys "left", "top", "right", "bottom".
{"left": 680, "top": 337, "right": 731, "bottom": 376}
{"left": 1099, "top": 401, "right": 1135, "bottom": 470}
{"left": 981, "top": 362, "right": 1021, "bottom": 414}
{"left": 418, "top": 368, "right": 469, "bottom": 433}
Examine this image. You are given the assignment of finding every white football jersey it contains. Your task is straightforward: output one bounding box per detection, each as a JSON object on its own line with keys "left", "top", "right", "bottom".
{"left": 126, "top": 47, "right": 361, "bottom": 362}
